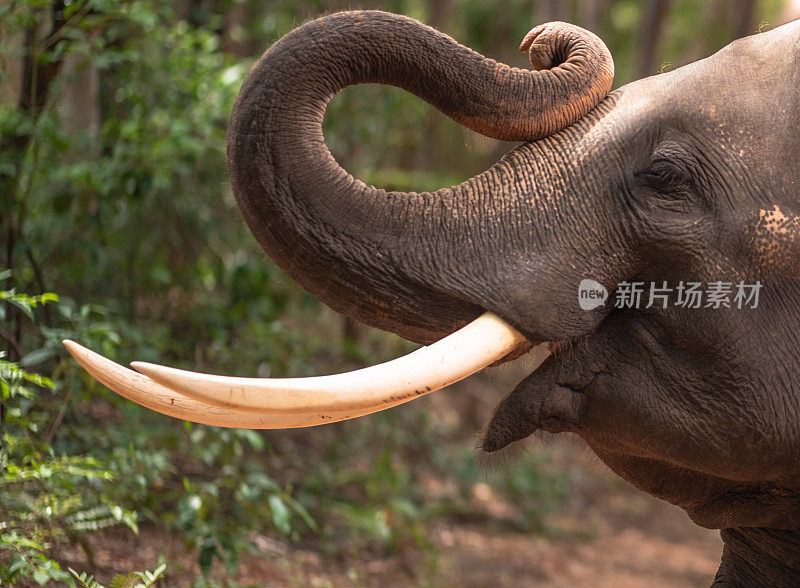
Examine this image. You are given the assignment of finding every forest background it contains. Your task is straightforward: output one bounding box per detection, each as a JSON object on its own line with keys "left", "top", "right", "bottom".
{"left": 2, "top": 1, "right": 797, "bottom": 585}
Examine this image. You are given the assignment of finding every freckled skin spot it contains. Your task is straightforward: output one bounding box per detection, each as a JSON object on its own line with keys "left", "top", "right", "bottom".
{"left": 752, "top": 206, "right": 800, "bottom": 271}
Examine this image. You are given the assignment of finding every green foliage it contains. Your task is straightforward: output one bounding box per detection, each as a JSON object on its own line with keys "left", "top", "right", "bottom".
{"left": 304, "top": 446, "right": 435, "bottom": 558}
{"left": 70, "top": 562, "right": 166, "bottom": 588}
{"left": 18, "top": 3, "right": 242, "bottom": 311}
{"left": 0, "top": 286, "right": 143, "bottom": 585}
{"left": 483, "top": 453, "right": 570, "bottom": 533}
{"left": 163, "top": 425, "right": 317, "bottom": 574}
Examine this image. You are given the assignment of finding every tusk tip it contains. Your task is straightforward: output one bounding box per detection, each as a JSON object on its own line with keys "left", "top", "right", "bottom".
{"left": 130, "top": 362, "right": 187, "bottom": 388}
{"left": 62, "top": 339, "right": 82, "bottom": 356}
{"left": 130, "top": 361, "right": 165, "bottom": 377}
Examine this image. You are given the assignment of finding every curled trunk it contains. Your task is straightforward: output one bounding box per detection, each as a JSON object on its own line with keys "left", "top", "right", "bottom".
{"left": 226, "top": 10, "right": 612, "bottom": 343}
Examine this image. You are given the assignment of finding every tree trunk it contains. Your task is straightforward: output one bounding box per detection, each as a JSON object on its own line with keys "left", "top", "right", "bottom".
{"left": 732, "top": 0, "right": 756, "bottom": 39}
{"left": 637, "top": 0, "right": 672, "bottom": 78}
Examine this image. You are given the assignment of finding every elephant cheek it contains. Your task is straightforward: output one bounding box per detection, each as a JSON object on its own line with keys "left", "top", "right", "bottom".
{"left": 482, "top": 360, "right": 587, "bottom": 452}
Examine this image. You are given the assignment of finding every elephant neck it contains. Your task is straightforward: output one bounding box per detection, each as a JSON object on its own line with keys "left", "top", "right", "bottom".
{"left": 713, "top": 528, "right": 800, "bottom": 586}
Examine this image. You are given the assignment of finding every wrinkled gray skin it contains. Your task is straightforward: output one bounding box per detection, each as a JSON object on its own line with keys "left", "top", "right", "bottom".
{"left": 227, "top": 12, "right": 800, "bottom": 586}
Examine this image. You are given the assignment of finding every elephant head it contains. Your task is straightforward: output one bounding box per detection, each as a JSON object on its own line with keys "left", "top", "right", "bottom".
{"left": 65, "top": 11, "right": 800, "bottom": 585}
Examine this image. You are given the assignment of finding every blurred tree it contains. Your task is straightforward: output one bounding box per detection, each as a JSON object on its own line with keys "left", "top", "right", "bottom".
{"left": 734, "top": 0, "right": 758, "bottom": 37}
{"left": 637, "top": 0, "right": 671, "bottom": 77}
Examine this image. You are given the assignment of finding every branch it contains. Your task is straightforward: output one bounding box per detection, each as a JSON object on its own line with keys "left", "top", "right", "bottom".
{"left": 39, "top": 0, "right": 92, "bottom": 51}
{"left": 0, "top": 325, "right": 24, "bottom": 359}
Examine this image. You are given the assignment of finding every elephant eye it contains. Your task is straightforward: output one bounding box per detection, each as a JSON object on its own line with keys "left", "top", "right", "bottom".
{"left": 635, "top": 157, "right": 691, "bottom": 197}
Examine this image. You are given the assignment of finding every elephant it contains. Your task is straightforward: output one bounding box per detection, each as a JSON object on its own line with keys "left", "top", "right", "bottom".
{"left": 64, "top": 10, "right": 800, "bottom": 586}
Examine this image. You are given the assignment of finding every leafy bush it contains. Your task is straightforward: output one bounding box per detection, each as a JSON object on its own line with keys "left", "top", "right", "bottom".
{"left": 0, "top": 282, "right": 149, "bottom": 585}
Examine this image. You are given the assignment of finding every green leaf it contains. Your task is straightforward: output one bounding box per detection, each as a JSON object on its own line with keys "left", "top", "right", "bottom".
{"left": 284, "top": 494, "right": 318, "bottom": 532}
{"left": 269, "top": 494, "right": 291, "bottom": 535}
{"left": 198, "top": 540, "right": 216, "bottom": 572}
{"left": 70, "top": 567, "right": 102, "bottom": 588}
{"left": 33, "top": 568, "right": 52, "bottom": 585}
{"left": 8, "top": 297, "right": 33, "bottom": 319}
{"left": 109, "top": 573, "right": 137, "bottom": 588}
{"left": 149, "top": 562, "right": 167, "bottom": 584}
{"left": 39, "top": 292, "right": 59, "bottom": 304}
{"left": 19, "top": 346, "right": 58, "bottom": 367}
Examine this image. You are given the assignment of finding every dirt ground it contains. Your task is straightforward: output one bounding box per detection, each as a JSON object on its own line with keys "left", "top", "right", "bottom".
{"left": 59, "top": 438, "right": 722, "bottom": 588}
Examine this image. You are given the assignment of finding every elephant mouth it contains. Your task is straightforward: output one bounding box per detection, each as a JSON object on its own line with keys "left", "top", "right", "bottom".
{"left": 63, "top": 312, "right": 548, "bottom": 429}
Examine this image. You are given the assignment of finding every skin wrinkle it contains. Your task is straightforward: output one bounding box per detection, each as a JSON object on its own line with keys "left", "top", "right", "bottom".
{"left": 232, "top": 13, "right": 610, "bottom": 341}
{"left": 481, "top": 21, "right": 800, "bottom": 581}
{"left": 228, "top": 11, "right": 800, "bottom": 584}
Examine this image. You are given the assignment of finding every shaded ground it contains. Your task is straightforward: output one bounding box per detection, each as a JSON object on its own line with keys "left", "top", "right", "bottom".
{"left": 60, "top": 439, "right": 721, "bottom": 587}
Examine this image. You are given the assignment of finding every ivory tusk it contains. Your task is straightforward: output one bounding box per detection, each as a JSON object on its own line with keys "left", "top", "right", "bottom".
{"left": 129, "top": 312, "right": 528, "bottom": 414}
{"left": 62, "top": 340, "right": 380, "bottom": 428}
